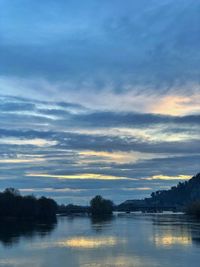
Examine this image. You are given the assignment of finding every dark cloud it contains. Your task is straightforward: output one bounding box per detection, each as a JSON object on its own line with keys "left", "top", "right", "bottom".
{"left": 0, "top": 102, "right": 35, "bottom": 112}
{"left": 0, "top": 127, "right": 199, "bottom": 154}
{"left": 1, "top": 0, "right": 200, "bottom": 91}
{"left": 0, "top": 95, "right": 199, "bottom": 130}
{"left": 69, "top": 112, "right": 200, "bottom": 127}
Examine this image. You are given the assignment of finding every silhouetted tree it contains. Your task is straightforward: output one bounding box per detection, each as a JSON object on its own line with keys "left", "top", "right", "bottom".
{"left": 117, "top": 173, "right": 200, "bottom": 212}
{"left": 0, "top": 188, "right": 58, "bottom": 221}
{"left": 37, "top": 197, "right": 57, "bottom": 220}
{"left": 90, "top": 195, "right": 113, "bottom": 216}
{"left": 146, "top": 173, "right": 200, "bottom": 208}
{"left": 4, "top": 188, "right": 20, "bottom": 196}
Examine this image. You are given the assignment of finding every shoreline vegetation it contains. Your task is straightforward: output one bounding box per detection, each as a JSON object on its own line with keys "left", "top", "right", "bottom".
{"left": 117, "top": 172, "right": 200, "bottom": 216}
{"left": 0, "top": 173, "right": 200, "bottom": 220}
{"left": 0, "top": 188, "right": 57, "bottom": 221}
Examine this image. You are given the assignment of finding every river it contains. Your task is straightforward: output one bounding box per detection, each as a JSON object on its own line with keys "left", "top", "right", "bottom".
{"left": 0, "top": 213, "right": 200, "bottom": 267}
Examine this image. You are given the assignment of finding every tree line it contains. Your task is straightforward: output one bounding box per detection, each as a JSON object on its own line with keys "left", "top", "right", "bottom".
{"left": 58, "top": 195, "right": 114, "bottom": 217}
{"left": 148, "top": 173, "right": 200, "bottom": 208}
{"left": 2, "top": 173, "right": 200, "bottom": 220}
{"left": 118, "top": 173, "right": 200, "bottom": 216}
{"left": 0, "top": 188, "right": 57, "bottom": 221}
{"left": 0, "top": 188, "right": 114, "bottom": 219}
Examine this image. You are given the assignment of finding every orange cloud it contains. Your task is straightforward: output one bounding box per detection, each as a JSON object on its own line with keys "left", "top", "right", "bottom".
{"left": 151, "top": 94, "right": 200, "bottom": 116}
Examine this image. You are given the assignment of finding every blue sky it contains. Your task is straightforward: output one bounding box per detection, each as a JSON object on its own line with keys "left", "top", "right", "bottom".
{"left": 0, "top": 0, "right": 199, "bottom": 204}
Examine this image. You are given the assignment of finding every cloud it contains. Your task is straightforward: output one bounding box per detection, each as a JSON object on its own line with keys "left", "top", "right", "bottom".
{"left": 143, "top": 174, "right": 191, "bottom": 181}
{"left": 0, "top": 1, "right": 200, "bottom": 203}
{"left": 0, "top": 158, "right": 45, "bottom": 164}
{"left": 68, "top": 112, "right": 200, "bottom": 128}
{"left": 0, "top": 138, "right": 57, "bottom": 147}
{"left": 1, "top": 0, "right": 200, "bottom": 95}
{"left": 26, "top": 173, "right": 132, "bottom": 181}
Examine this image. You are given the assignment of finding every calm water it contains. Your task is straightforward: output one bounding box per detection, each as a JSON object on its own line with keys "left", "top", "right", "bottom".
{"left": 0, "top": 213, "right": 200, "bottom": 267}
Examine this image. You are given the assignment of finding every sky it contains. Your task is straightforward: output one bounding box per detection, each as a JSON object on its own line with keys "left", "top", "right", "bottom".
{"left": 0, "top": 0, "right": 199, "bottom": 204}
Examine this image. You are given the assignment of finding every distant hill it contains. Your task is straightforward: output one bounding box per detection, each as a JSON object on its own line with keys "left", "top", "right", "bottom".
{"left": 118, "top": 173, "right": 200, "bottom": 211}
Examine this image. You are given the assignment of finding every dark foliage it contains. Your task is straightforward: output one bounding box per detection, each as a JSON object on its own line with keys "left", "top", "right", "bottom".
{"left": 0, "top": 188, "right": 58, "bottom": 221}
{"left": 90, "top": 195, "right": 113, "bottom": 216}
{"left": 118, "top": 173, "right": 200, "bottom": 212}
{"left": 148, "top": 173, "right": 200, "bottom": 208}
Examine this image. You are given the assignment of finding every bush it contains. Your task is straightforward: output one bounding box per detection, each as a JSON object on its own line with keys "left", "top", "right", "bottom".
{"left": 90, "top": 195, "right": 113, "bottom": 216}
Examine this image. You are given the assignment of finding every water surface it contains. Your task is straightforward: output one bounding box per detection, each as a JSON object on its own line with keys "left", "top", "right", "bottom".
{"left": 0, "top": 213, "right": 200, "bottom": 267}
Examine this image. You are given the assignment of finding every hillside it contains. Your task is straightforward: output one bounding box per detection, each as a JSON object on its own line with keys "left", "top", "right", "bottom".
{"left": 118, "top": 173, "right": 200, "bottom": 211}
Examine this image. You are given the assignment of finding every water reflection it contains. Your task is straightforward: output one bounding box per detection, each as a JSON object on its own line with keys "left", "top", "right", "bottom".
{"left": 151, "top": 214, "right": 200, "bottom": 247}
{"left": 0, "top": 219, "right": 57, "bottom": 247}
{"left": 58, "top": 236, "right": 120, "bottom": 249}
{"left": 30, "top": 236, "right": 123, "bottom": 250}
{"left": 0, "top": 214, "right": 200, "bottom": 267}
{"left": 90, "top": 215, "right": 115, "bottom": 232}
{"left": 153, "top": 235, "right": 192, "bottom": 247}
{"left": 81, "top": 256, "right": 144, "bottom": 267}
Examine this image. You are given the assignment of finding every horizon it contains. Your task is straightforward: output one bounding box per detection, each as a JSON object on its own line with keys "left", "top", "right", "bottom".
{"left": 0, "top": 0, "right": 200, "bottom": 205}
{"left": 1, "top": 172, "right": 200, "bottom": 206}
